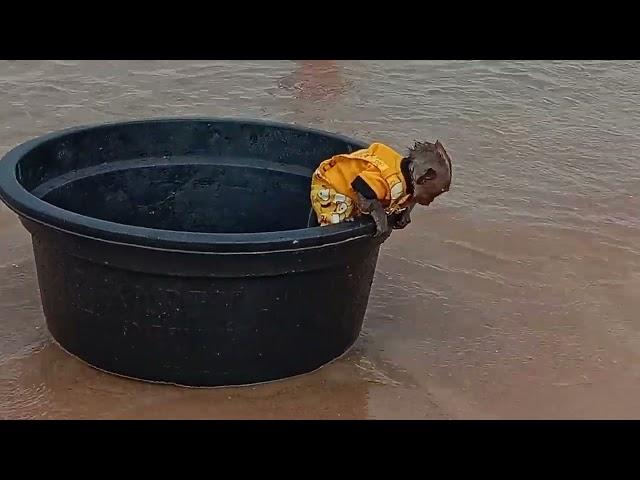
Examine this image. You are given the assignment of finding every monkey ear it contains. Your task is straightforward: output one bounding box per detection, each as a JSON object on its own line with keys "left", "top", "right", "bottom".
{"left": 417, "top": 168, "right": 437, "bottom": 185}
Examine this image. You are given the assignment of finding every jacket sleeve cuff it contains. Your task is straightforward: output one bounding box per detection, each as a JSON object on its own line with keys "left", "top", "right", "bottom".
{"left": 351, "top": 175, "right": 377, "bottom": 200}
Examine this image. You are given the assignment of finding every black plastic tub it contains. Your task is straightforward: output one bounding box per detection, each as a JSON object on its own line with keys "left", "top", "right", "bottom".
{"left": 0, "top": 118, "right": 387, "bottom": 387}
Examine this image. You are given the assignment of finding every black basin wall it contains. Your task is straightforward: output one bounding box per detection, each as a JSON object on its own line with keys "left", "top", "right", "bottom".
{"left": 0, "top": 118, "right": 385, "bottom": 386}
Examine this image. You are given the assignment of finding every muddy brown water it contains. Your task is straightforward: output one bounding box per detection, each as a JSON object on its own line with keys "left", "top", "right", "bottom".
{"left": 1, "top": 60, "right": 639, "bottom": 419}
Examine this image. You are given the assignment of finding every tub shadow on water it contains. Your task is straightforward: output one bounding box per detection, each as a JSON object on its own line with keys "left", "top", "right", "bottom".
{"left": 0, "top": 339, "right": 400, "bottom": 419}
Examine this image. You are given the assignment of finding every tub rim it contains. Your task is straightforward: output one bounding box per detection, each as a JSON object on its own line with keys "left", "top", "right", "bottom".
{"left": 0, "top": 117, "right": 378, "bottom": 253}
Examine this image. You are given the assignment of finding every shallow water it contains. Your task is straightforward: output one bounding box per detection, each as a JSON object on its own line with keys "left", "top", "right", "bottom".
{"left": 1, "top": 60, "right": 639, "bottom": 419}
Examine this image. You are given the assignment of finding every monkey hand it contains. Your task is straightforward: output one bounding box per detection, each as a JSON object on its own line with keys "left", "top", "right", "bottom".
{"left": 392, "top": 209, "right": 412, "bottom": 229}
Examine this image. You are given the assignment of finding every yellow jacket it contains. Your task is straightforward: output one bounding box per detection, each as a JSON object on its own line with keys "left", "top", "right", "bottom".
{"left": 310, "top": 143, "right": 412, "bottom": 225}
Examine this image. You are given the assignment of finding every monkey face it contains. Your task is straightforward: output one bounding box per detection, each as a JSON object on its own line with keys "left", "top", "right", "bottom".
{"left": 408, "top": 140, "right": 452, "bottom": 206}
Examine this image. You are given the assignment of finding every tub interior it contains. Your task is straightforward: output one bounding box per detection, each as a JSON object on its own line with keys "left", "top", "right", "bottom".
{"left": 14, "top": 121, "right": 362, "bottom": 234}
{"left": 34, "top": 156, "right": 315, "bottom": 234}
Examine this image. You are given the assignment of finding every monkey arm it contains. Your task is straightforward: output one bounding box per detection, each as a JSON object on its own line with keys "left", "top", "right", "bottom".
{"left": 350, "top": 173, "right": 394, "bottom": 238}
{"left": 355, "top": 192, "right": 390, "bottom": 237}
